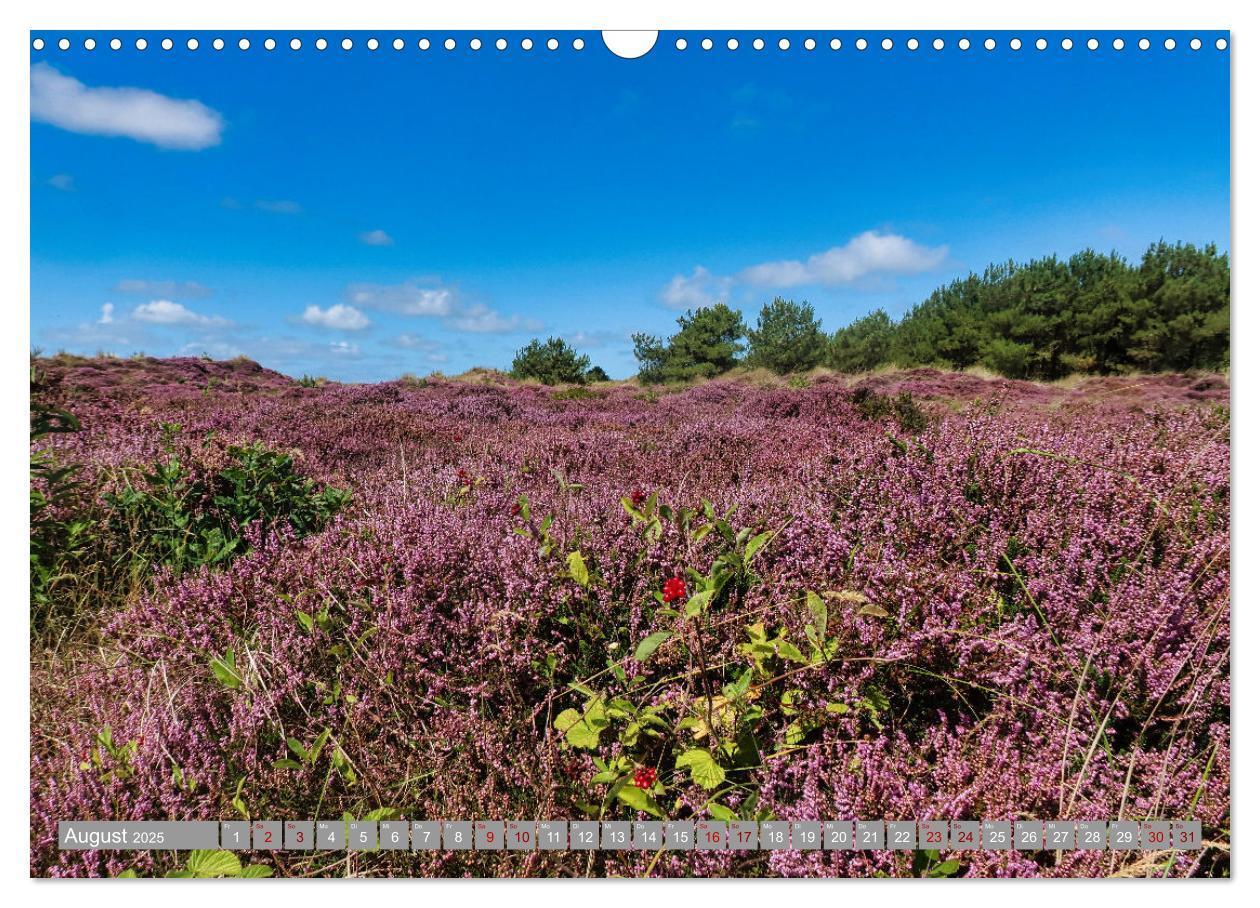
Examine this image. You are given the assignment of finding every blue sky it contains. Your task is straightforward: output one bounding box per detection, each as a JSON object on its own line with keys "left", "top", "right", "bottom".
{"left": 31, "top": 31, "right": 1230, "bottom": 381}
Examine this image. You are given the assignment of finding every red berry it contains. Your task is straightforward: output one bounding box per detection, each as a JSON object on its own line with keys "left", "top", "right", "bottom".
{"left": 662, "top": 577, "right": 687, "bottom": 603}
{"left": 633, "top": 766, "right": 656, "bottom": 789}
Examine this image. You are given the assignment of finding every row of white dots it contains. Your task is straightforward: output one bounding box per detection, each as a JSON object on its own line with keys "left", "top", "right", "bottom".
{"left": 31, "top": 36, "right": 588, "bottom": 52}
{"left": 31, "top": 34, "right": 1229, "bottom": 53}
{"left": 682, "top": 35, "right": 1226, "bottom": 52}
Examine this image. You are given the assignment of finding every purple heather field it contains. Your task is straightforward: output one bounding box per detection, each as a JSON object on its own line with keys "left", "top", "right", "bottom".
{"left": 29, "top": 356, "right": 1230, "bottom": 878}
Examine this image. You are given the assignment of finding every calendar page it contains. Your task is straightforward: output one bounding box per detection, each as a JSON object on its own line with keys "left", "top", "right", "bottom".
{"left": 27, "top": 23, "right": 1230, "bottom": 881}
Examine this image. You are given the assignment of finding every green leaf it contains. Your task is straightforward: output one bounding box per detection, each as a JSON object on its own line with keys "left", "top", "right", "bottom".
{"left": 707, "top": 801, "right": 737, "bottom": 821}
{"left": 858, "top": 603, "right": 890, "bottom": 619}
{"left": 929, "top": 859, "right": 961, "bottom": 877}
{"left": 676, "top": 748, "right": 726, "bottom": 790}
{"left": 272, "top": 759, "right": 302, "bottom": 771}
{"left": 184, "top": 849, "right": 242, "bottom": 878}
{"left": 209, "top": 648, "right": 242, "bottom": 690}
{"left": 616, "top": 784, "right": 664, "bottom": 817}
{"left": 806, "top": 591, "right": 827, "bottom": 639}
{"left": 115, "top": 869, "right": 139, "bottom": 878}
{"left": 555, "top": 705, "right": 603, "bottom": 750}
{"left": 239, "top": 864, "right": 274, "bottom": 878}
{"left": 684, "top": 589, "right": 716, "bottom": 619}
{"left": 567, "top": 551, "right": 591, "bottom": 588}
{"left": 285, "top": 737, "right": 308, "bottom": 762}
{"left": 743, "top": 530, "right": 773, "bottom": 564}
{"left": 774, "top": 638, "right": 808, "bottom": 664}
{"left": 634, "top": 631, "right": 673, "bottom": 662}
{"left": 295, "top": 611, "right": 314, "bottom": 633}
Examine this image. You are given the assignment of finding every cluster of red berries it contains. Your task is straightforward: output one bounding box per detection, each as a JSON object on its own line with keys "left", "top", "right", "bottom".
{"left": 662, "top": 577, "right": 687, "bottom": 603}
{"left": 456, "top": 468, "right": 470, "bottom": 485}
{"left": 632, "top": 766, "right": 657, "bottom": 790}
{"left": 630, "top": 488, "right": 647, "bottom": 507}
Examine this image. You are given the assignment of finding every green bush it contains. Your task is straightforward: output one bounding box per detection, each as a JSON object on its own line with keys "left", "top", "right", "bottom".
{"left": 105, "top": 442, "right": 351, "bottom": 580}
{"left": 511, "top": 337, "right": 593, "bottom": 385}
{"left": 746, "top": 298, "right": 826, "bottom": 374}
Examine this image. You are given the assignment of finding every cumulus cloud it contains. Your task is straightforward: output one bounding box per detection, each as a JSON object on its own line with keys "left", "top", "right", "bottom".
{"left": 346, "top": 280, "right": 539, "bottom": 334}
{"left": 739, "top": 231, "right": 948, "bottom": 288}
{"left": 660, "top": 266, "right": 732, "bottom": 310}
{"left": 131, "top": 299, "right": 229, "bottom": 327}
{"left": 31, "top": 63, "right": 223, "bottom": 150}
{"left": 299, "top": 304, "right": 371, "bottom": 331}
{"left": 48, "top": 173, "right": 74, "bottom": 191}
{"left": 347, "top": 281, "right": 457, "bottom": 317}
{"left": 114, "top": 278, "right": 210, "bottom": 298}
{"left": 329, "top": 340, "right": 360, "bottom": 356}
{"left": 359, "top": 229, "right": 394, "bottom": 246}
{"left": 98, "top": 303, "right": 114, "bottom": 324}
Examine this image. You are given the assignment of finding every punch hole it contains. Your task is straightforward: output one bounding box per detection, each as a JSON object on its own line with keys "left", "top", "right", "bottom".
{"left": 84, "top": 38, "right": 97, "bottom": 51}
{"left": 675, "top": 38, "right": 687, "bottom": 50}
{"left": 1190, "top": 38, "right": 1202, "bottom": 50}
{"left": 906, "top": 38, "right": 919, "bottom": 51}
{"left": 855, "top": 38, "right": 867, "bottom": 51}
{"left": 958, "top": 38, "right": 970, "bottom": 50}
{"left": 780, "top": 38, "right": 792, "bottom": 51}
{"left": 32, "top": 37, "right": 44, "bottom": 50}
{"left": 701, "top": 38, "right": 713, "bottom": 51}
{"left": 471, "top": 38, "right": 484, "bottom": 51}
{"left": 136, "top": 38, "right": 148, "bottom": 50}
{"left": 601, "top": 31, "right": 658, "bottom": 59}
{"left": 1062, "top": 38, "right": 1073, "bottom": 50}
{"left": 932, "top": 38, "right": 944, "bottom": 51}
{"left": 212, "top": 38, "right": 224, "bottom": 51}
{"left": 755, "top": 38, "right": 767, "bottom": 51}
{"left": 831, "top": 38, "right": 843, "bottom": 51}
{"left": 805, "top": 37, "right": 817, "bottom": 51}
{"left": 162, "top": 38, "right": 174, "bottom": 51}
{"left": 547, "top": 38, "right": 559, "bottom": 50}
{"left": 1216, "top": 38, "right": 1227, "bottom": 50}
{"left": 881, "top": 37, "right": 893, "bottom": 50}
{"left": 393, "top": 38, "right": 404, "bottom": 51}
{"left": 58, "top": 37, "right": 69, "bottom": 51}
{"left": 1087, "top": 38, "right": 1099, "bottom": 51}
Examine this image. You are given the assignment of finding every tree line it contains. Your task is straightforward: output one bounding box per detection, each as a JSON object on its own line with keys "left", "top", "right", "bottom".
{"left": 510, "top": 241, "right": 1229, "bottom": 385}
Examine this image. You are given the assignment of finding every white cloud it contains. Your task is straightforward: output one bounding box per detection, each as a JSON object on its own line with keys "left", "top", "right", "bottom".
{"left": 348, "top": 281, "right": 457, "bottom": 317}
{"left": 114, "top": 278, "right": 210, "bottom": 298}
{"left": 131, "top": 299, "right": 229, "bottom": 327}
{"left": 48, "top": 173, "right": 74, "bottom": 191}
{"left": 660, "top": 266, "right": 732, "bottom": 310}
{"left": 329, "top": 340, "right": 360, "bottom": 356}
{"left": 739, "top": 231, "right": 948, "bottom": 288}
{"left": 359, "top": 229, "right": 394, "bottom": 246}
{"left": 346, "top": 280, "right": 539, "bottom": 334}
{"left": 299, "top": 304, "right": 371, "bottom": 331}
{"left": 98, "top": 303, "right": 114, "bottom": 324}
{"left": 447, "top": 304, "right": 542, "bottom": 334}
{"left": 254, "top": 199, "right": 303, "bottom": 215}
{"left": 30, "top": 63, "right": 223, "bottom": 150}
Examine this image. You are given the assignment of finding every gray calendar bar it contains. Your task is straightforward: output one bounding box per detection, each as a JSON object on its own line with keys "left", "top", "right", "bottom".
{"left": 55, "top": 819, "right": 1207, "bottom": 852}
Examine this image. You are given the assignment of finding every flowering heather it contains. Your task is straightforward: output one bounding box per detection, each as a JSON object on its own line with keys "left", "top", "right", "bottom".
{"left": 30, "top": 356, "right": 1230, "bottom": 878}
